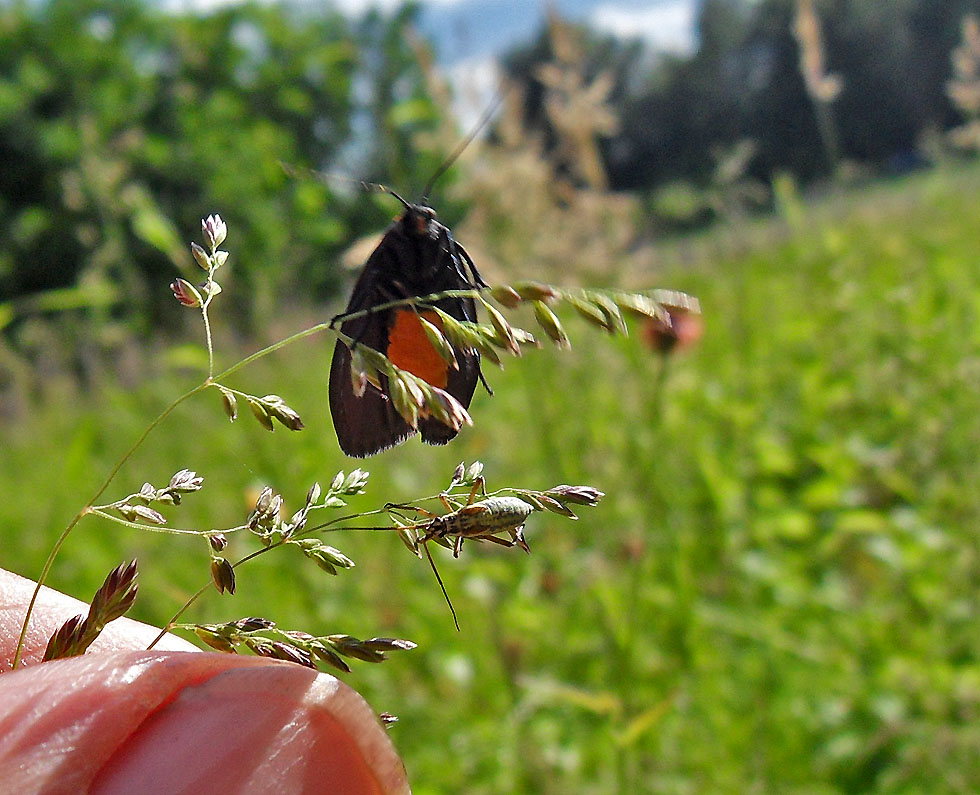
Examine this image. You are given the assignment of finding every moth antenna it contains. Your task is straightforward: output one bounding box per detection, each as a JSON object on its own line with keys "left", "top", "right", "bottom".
{"left": 423, "top": 541, "right": 460, "bottom": 632}
{"left": 361, "top": 182, "right": 412, "bottom": 211}
{"left": 278, "top": 162, "right": 412, "bottom": 210}
{"left": 421, "top": 87, "right": 509, "bottom": 201}
{"left": 279, "top": 160, "right": 326, "bottom": 183}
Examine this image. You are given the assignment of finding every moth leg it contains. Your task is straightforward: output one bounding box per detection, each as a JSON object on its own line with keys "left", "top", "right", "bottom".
{"left": 477, "top": 368, "right": 494, "bottom": 396}
{"left": 455, "top": 240, "right": 489, "bottom": 289}
{"left": 330, "top": 288, "right": 375, "bottom": 328}
{"left": 451, "top": 245, "right": 495, "bottom": 395}
{"left": 332, "top": 281, "right": 411, "bottom": 330}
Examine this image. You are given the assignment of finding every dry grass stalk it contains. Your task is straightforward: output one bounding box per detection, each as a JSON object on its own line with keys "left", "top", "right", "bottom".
{"left": 948, "top": 14, "right": 980, "bottom": 152}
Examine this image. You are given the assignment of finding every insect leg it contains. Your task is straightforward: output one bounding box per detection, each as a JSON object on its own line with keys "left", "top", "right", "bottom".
{"left": 332, "top": 281, "right": 409, "bottom": 330}
{"left": 468, "top": 476, "right": 488, "bottom": 502}
{"left": 422, "top": 541, "right": 460, "bottom": 632}
{"left": 455, "top": 241, "right": 489, "bottom": 289}
{"left": 385, "top": 502, "right": 439, "bottom": 520}
{"left": 445, "top": 478, "right": 486, "bottom": 556}
{"left": 476, "top": 534, "right": 517, "bottom": 549}
{"left": 439, "top": 473, "right": 483, "bottom": 513}
{"left": 511, "top": 524, "right": 530, "bottom": 554}
{"left": 384, "top": 504, "right": 438, "bottom": 551}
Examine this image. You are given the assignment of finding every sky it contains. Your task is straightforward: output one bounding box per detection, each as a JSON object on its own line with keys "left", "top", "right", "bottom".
{"left": 168, "top": 0, "right": 699, "bottom": 62}
{"left": 166, "top": 0, "right": 700, "bottom": 124}
{"left": 370, "top": 0, "right": 698, "bottom": 124}
{"left": 378, "top": 0, "right": 696, "bottom": 59}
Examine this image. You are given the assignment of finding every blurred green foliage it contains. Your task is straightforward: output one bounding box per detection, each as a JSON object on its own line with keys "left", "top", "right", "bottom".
{"left": 4, "top": 163, "right": 980, "bottom": 793}
{"left": 0, "top": 0, "right": 454, "bottom": 341}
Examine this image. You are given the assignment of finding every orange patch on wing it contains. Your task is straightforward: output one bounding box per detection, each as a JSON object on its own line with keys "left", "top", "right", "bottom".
{"left": 387, "top": 310, "right": 449, "bottom": 388}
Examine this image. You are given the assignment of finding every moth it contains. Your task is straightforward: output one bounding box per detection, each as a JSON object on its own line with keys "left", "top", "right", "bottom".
{"left": 328, "top": 195, "right": 488, "bottom": 457}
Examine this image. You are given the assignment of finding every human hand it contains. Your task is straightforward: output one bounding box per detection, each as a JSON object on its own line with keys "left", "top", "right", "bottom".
{"left": 0, "top": 569, "right": 410, "bottom": 793}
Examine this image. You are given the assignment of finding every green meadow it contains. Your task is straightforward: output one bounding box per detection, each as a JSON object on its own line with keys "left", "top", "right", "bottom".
{"left": 5, "top": 163, "right": 980, "bottom": 793}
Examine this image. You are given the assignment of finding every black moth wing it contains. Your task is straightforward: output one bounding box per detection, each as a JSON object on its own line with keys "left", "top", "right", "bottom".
{"left": 328, "top": 259, "right": 411, "bottom": 459}
{"left": 328, "top": 206, "right": 483, "bottom": 458}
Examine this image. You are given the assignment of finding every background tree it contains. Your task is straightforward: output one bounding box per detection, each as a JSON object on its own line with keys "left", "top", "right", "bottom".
{"left": 503, "top": 0, "right": 980, "bottom": 193}
{"left": 5, "top": 0, "right": 980, "bottom": 371}
{"left": 0, "top": 0, "right": 448, "bottom": 362}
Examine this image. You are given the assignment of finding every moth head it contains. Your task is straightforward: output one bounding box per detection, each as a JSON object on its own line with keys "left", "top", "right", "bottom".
{"left": 403, "top": 204, "right": 438, "bottom": 237}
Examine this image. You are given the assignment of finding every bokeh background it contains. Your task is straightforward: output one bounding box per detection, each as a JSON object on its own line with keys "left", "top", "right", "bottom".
{"left": 4, "top": 1, "right": 980, "bottom": 792}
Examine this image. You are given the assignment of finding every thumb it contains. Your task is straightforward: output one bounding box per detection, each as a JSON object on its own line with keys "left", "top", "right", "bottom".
{"left": 0, "top": 651, "right": 410, "bottom": 794}
{"left": 0, "top": 570, "right": 410, "bottom": 794}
